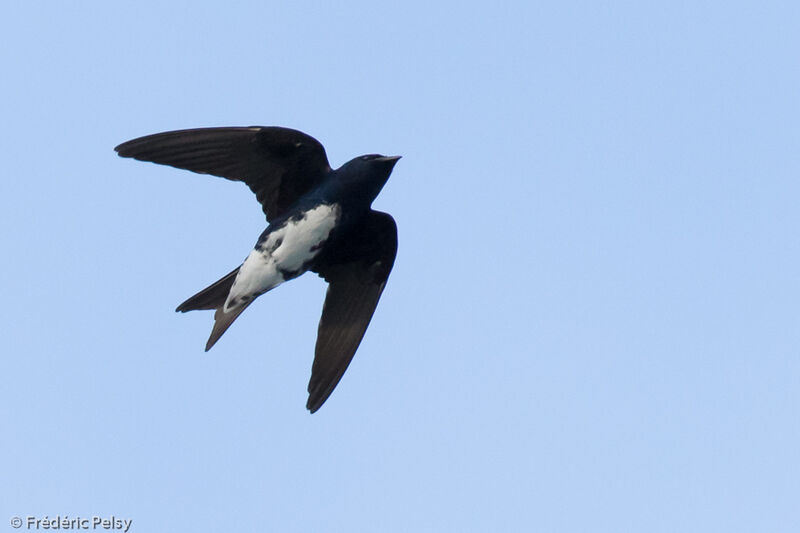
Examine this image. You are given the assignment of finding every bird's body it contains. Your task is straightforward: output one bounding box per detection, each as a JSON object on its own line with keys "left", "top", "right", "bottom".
{"left": 115, "top": 126, "right": 400, "bottom": 412}
{"left": 226, "top": 202, "right": 341, "bottom": 312}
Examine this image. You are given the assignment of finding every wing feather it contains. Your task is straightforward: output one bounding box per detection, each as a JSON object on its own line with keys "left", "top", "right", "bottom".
{"left": 307, "top": 211, "right": 398, "bottom": 412}
{"left": 115, "top": 126, "right": 331, "bottom": 221}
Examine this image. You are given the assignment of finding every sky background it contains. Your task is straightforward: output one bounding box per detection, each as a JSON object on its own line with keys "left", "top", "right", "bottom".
{"left": 1, "top": 1, "right": 799, "bottom": 532}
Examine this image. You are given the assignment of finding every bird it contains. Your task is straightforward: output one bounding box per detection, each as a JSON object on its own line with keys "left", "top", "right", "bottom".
{"left": 115, "top": 126, "right": 400, "bottom": 413}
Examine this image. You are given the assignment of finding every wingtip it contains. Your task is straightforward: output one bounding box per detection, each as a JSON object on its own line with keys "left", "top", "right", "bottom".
{"left": 114, "top": 139, "right": 132, "bottom": 156}
{"left": 306, "top": 399, "right": 321, "bottom": 414}
{"left": 306, "top": 385, "right": 334, "bottom": 414}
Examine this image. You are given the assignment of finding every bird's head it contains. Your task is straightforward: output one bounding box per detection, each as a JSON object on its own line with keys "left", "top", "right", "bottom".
{"left": 335, "top": 154, "right": 401, "bottom": 206}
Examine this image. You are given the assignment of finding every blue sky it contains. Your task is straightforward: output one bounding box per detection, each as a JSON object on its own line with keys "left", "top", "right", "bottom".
{"left": 1, "top": 1, "right": 798, "bottom": 532}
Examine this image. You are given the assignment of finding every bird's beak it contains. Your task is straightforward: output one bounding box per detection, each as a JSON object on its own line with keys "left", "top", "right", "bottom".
{"left": 377, "top": 155, "right": 402, "bottom": 166}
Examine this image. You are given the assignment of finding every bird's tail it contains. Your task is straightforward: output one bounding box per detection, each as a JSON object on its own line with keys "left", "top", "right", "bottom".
{"left": 175, "top": 266, "right": 250, "bottom": 351}
{"left": 205, "top": 302, "right": 252, "bottom": 351}
{"left": 176, "top": 267, "right": 240, "bottom": 312}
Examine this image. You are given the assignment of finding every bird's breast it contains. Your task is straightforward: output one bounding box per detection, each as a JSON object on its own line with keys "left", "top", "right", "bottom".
{"left": 262, "top": 202, "right": 341, "bottom": 272}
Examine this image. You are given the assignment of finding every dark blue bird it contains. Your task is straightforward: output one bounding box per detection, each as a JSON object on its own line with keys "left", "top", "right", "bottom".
{"left": 115, "top": 126, "right": 400, "bottom": 412}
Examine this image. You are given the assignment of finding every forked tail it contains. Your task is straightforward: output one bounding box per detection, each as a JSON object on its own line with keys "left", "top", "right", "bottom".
{"left": 205, "top": 302, "right": 252, "bottom": 351}
{"left": 176, "top": 267, "right": 240, "bottom": 312}
{"left": 175, "top": 266, "right": 250, "bottom": 351}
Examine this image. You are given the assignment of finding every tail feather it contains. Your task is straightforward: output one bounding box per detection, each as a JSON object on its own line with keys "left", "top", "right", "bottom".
{"left": 175, "top": 265, "right": 254, "bottom": 351}
{"left": 205, "top": 302, "right": 252, "bottom": 351}
{"left": 176, "top": 267, "right": 240, "bottom": 312}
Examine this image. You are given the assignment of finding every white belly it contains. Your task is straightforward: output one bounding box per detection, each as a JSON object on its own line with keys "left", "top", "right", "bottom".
{"left": 224, "top": 203, "right": 340, "bottom": 311}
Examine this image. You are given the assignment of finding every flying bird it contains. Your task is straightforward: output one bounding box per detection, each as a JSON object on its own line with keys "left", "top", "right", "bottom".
{"left": 115, "top": 126, "right": 400, "bottom": 412}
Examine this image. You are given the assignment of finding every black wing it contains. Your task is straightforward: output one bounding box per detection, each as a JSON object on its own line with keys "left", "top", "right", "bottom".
{"left": 115, "top": 126, "right": 331, "bottom": 221}
{"left": 307, "top": 211, "right": 398, "bottom": 413}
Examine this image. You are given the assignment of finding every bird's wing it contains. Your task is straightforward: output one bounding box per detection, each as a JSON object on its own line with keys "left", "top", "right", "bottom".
{"left": 115, "top": 126, "right": 331, "bottom": 222}
{"left": 307, "top": 211, "right": 397, "bottom": 413}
